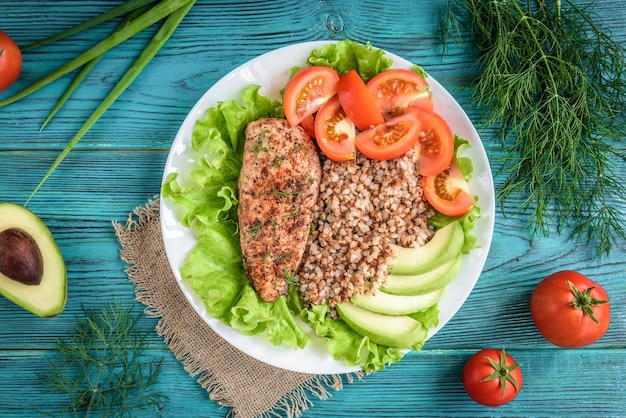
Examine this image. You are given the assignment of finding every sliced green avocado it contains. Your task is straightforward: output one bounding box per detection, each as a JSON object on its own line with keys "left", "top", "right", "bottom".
{"left": 352, "top": 287, "right": 444, "bottom": 316}
{"left": 383, "top": 254, "right": 463, "bottom": 296}
{"left": 0, "top": 202, "right": 67, "bottom": 317}
{"left": 336, "top": 302, "right": 427, "bottom": 349}
{"left": 390, "top": 221, "right": 464, "bottom": 275}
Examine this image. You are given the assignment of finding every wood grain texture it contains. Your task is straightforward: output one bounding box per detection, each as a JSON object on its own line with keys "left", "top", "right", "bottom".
{"left": 1, "top": 1, "right": 625, "bottom": 417}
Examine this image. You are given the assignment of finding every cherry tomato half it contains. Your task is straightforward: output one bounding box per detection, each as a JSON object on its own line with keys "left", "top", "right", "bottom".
{"left": 284, "top": 66, "right": 339, "bottom": 127}
{"left": 314, "top": 95, "right": 356, "bottom": 162}
{"left": 422, "top": 160, "right": 474, "bottom": 217}
{"left": 463, "top": 348, "right": 523, "bottom": 407}
{"left": 300, "top": 113, "right": 316, "bottom": 138}
{"left": 530, "top": 270, "right": 610, "bottom": 348}
{"left": 0, "top": 30, "right": 22, "bottom": 92}
{"left": 355, "top": 111, "right": 422, "bottom": 161}
{"left": 412, "top": 109, "right": 454, "bottom": 176}
{"left": 337, "top": 69, "right": 384, "bottom": 131}
{"left": 367, "top": 69, "right": 433, "bottom": 118}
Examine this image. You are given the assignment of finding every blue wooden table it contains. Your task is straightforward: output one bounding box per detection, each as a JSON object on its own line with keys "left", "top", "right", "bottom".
{"left": 1, "top": 1, "right": 625, "bottom": 417}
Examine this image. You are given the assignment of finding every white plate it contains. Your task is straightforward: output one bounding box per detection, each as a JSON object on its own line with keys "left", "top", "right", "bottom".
{"left": 160, "top": 41, "right": 495, "bottom": 374}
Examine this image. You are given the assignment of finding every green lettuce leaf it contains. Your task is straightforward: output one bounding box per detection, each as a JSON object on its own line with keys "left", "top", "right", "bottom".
{"left": 408, "top": 303, "right": 440, "bottom": 329}
{"left": 452, "top": 135, "right": 474, "bottom": 180}
{"left": 180, "top": 222, "right": 245, "bottom": 319}
{"left": 162, "top": 84, "right": 307, "bottom": 349}
{"left": 229, "top": 284, "right": 310, "bottom": 348}
{"left": 307, "top": 39, "right": 393, "bottom": 82}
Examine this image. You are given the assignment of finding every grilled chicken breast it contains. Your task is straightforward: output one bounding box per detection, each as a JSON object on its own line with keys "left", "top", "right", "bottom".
{"left": 238, "top": 118, "right": 322, "bottom": 303}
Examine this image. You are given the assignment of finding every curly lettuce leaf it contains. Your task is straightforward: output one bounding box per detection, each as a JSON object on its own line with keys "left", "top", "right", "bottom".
{"left": 408, "top": 303, "right": 440, "bottom": 328}
{"left": 180, "top": 222, "right": 245, "bottom": 319}
{"left": 307, "top": 39, "right": 393, "bottom": 82}
{"left": 229, "top": 285, "right": 310, "bottom": 348}
{"left": 162, "top": 85, "right": 308, "bottom": 349}
{"left": 162, "top": 88, "right": 277, "bottom": 231}
{"left": 219, "top": 85, "right": 284, "bottom": 153}
{"left": 161, "top": 173, "right": 238, "bottom": 231}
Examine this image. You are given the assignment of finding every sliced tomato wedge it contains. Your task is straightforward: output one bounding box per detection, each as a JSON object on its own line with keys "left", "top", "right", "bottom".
{"left": 367, "top": 69, "right": 434, "bottom": 118}
{"left": 300, "top": 114, "right": 316, "bottom": 138}
{"left": 337, "top": 69, "right": 384, "bottom": 131}
{"left": 284, "top": 66, "right": 339, "bottom": 127}
{"left": 314, "top": 96, "right": 356, "bottom": 162}
{"left": 422, "top": 161, "right": 475, "bottom": 217}
{"left": 355, "top": 111, "right": 422, "bottom": 161}
{"left": 412, "top": 109, "right": 454, "bottom": 177}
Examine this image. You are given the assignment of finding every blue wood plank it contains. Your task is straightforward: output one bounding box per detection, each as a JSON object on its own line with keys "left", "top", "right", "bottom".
{"left": 2, "top": 349, "right": 625, "bottom": 417}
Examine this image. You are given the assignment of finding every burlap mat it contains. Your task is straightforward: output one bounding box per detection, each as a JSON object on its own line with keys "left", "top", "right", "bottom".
{"left": 112, "top": 198, "right": 361, "bottom": 418}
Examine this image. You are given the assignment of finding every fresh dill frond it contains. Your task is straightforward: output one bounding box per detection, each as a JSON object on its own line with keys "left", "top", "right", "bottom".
{"left": 284, "top": 210, "right": 302, "bottom": 220}
{"left": 284, "top": 268, "right": 299, "bottom": 285}
{"left": 39, "top": 300, "right": 167, "bottom": 417}
{"left": 439, "top": 0, "right": 626, "bottom": 257}
{"left": 247, "top": 221, "right": 263, "bottom": 238}
{"left": 252, "top": 129, "right": 270, "bottom": 161}
{"left": 270, "top": 188, "right": 299, "bottom": 199}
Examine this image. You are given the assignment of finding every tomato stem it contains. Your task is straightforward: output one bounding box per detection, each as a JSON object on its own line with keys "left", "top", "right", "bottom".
{"left": 481, "top": 347, "right": 522, "bottom": 398}
{"left": 567, "top": 280, "right": 608, "bottom": 324}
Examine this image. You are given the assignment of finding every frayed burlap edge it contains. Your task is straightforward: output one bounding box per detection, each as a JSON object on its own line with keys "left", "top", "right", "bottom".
{"left": 113, "top": 197, "right": 363, "bottom": 418}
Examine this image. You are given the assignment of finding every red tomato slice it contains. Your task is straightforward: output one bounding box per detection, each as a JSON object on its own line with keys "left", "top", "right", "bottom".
{"left": 391, "top": 88, "right": 434, "bottom": 114}
{"left": 300, "top": 114, "right": 316, "bottom": 138}
{"left": 314, "top": 96, "right": 356, "bottom": 162}
{"left": 422, "top": 161, "right": 474, "bottom": 217}
{"left": 337, "top": 70, "right": 384, "bottom": 131}
{"left": 367, "top": 69, "right": 433, "bottom": 118}
{"left": 355, "top": 111, "right": 422, "bottom": 161}
{"left": 284, "top": 66, "right": 339, "bottom": 127}
{"left": 412, "top": 109, "right": 454, "bottom": 176}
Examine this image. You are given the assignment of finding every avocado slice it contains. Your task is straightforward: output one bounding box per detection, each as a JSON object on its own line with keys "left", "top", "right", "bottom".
{"left": 383, "top": 254, "right": 463, "bottom": 296}
{"left": 0, "top": 202, "right": 67, "bottom": 317}
{"left": 352, "top": 287, "right": 444, "bottom": 316}
{"left": 390, "top": 221, "right": 464, "bottom": 275}
{"left": 336, "top": 302, "right": 427, "bottom": 349}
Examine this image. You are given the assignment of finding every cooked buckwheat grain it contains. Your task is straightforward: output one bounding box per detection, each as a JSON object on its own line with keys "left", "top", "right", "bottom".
{"left": 298, "top": 148, "right": 434, "bottom": 314}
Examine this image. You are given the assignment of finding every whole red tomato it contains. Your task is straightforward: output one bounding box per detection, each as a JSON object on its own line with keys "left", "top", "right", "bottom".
{"left": 530, "top": 270, "right": 610, "bottom": 348}
{"left": 0, "top": 29, "right": 22, "bottom": 92}
{"left": 463, "top": 347, "right": 523, "bottom": 406}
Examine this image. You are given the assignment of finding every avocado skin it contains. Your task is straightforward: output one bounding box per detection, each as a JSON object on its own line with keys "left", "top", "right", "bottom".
{"left": 0, "top": 202, "right": 67, "bottom": 317}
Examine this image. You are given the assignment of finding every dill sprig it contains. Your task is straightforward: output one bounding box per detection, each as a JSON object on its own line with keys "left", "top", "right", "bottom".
{"left": 439, "top": 0, "right": 626, "bottom": 257}
{"left": 40, "top": 300, "right": 166, "bottom": 417}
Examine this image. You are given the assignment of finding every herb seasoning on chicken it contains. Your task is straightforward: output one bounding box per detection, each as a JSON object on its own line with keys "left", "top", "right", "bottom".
{"left": 238, "top": 118, "right": 322, "bottom": 303}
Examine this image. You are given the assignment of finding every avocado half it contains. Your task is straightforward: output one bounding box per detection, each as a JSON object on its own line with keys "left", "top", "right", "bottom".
{"left": 0, "top": 202, "right": 67, "bottom": 317}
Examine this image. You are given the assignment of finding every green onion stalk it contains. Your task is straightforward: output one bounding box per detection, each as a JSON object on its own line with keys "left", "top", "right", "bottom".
{"left": 0, "top": 0, "right": 197, "bottom": 204}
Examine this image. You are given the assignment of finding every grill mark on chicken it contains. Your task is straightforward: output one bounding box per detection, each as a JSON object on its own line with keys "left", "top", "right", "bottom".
{"left": 238, "top": 118, "right": 322, "bottom": 303}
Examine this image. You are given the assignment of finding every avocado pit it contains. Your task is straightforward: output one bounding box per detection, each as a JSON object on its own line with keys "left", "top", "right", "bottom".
{"left": 0, "top": 228, "right": 44, "bottom": 285}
